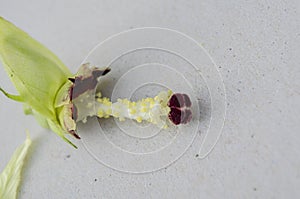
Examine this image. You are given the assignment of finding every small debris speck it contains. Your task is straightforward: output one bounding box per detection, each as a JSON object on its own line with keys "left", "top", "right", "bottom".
{"left": 251, "top": 134, "right": 254, "bottom": 138}
{"left": 237, "top": 89, "right": 241, "bottom": 92}
{"left": 195, "top": 154, "right": 199, "bottom": 158}
{"left": 94, "top": 178, "right": 97, "bottom": 182}
{"left": 66, "top": 155, "right": 71, "bottom": 158}
{"left": 253, "top": 187, "right": 257, "bottom": 191}
{"left": 229, "top": 48, "right": 232, "bottom": 51}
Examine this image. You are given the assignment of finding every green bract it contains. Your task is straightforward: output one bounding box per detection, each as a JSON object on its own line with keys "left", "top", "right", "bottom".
{"left": 0, "top": 17, "right": 77, "bottom": 147}
{"left": 0, "top": 133, "right": 31, "bottom": 199}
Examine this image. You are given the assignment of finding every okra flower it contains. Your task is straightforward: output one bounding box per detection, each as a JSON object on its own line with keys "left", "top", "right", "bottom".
{"left": 0, "top": 17, "right": 192, "bottom": 148}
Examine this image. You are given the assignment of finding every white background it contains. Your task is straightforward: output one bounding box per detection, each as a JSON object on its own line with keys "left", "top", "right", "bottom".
{"left": 0, "top": 0, "right": 299, "bottom": 198}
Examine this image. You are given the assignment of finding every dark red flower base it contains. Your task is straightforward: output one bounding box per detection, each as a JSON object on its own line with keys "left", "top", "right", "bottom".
{"left": 168, "top": 93, "right": 192, "bottom": 125}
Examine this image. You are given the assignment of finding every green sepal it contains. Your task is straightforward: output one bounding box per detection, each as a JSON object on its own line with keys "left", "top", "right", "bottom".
{"left": 0, "top": 17, "right": 79, "bottom": 148}
{"left": 47, "top": 119, "right": 77, "bottom": 149}
{"left": 0, "top": 17, "right": 72, "bottom": 120}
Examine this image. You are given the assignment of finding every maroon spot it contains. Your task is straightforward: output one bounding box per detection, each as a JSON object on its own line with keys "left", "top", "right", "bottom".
{"left": 68, "top": 78, "right": 75, "bottom": 83}
{"left": 72, "top": 104, "right": 78, "bottom": 121}
{"left": 168, "top": 93, "right": 184, "bottom": 108}
{"left": 70, "top": 68, "right": 110, "bottom": 100}
{"left": 168, "top": 94, "right": 179, "bottom": 108}
{"left": 69, "top": 85, "right": 74, "bottom": 101}
{"left": 167, "top": 93, "right": 193, "bottom": 125}
{"left": 168, "top": 108, "right": 182, "bottom": 125}
{"left": 69, "top": 130, "right": 81, "bottom": 139}
{"left": 72, "top": 76, "right": 97, "bottom": 99}
{"left": 182, "top": 109, "right": 192, "bottom": 124}
{"left": 182, "top": 94, "right": 192, "bottom": 107}
{"left": 93, "top": 68, "right": 111, "bottom": 77}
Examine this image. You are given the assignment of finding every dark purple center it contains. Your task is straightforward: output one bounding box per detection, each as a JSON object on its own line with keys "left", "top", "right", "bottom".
{"left": 168, "top": 93, "right": 192, "bottom": 125}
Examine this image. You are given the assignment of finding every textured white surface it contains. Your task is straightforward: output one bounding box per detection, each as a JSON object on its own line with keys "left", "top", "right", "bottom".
{"left": 0, "top": 0, "right": 299, "bottom": 198}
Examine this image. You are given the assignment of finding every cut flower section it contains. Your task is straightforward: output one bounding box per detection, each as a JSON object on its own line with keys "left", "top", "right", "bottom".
{"left": 0, "top": 17, "right": 193, "bottom": 148}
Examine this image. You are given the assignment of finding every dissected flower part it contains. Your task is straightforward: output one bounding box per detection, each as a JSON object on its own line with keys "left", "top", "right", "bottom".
{"left": 55, "top": 63, "right": 111, "bottom": 138}
{"left": 0, "top": 17, "right": 193, "bottom": 148}
{"left": 93, "top": 91, "right": 193, "bottom": 127}
{"left": 95, "top": 90, "right": 173, "bottom": 128}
